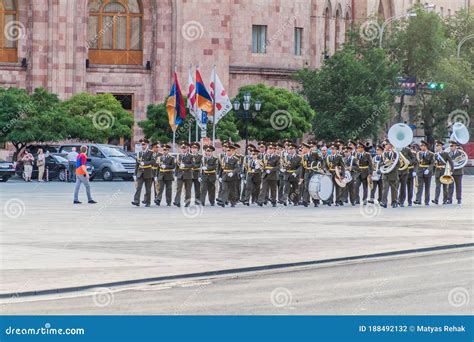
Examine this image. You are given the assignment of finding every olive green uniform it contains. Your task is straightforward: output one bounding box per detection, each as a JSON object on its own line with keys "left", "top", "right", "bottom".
{"left": 415, "top": 151, "right": 435, "bottom": 205}
{"left": 218, "top": 155, "right": 240, "bottom": 206}
{"left": 174, "top": 153, "right": 194, "bottom": 206}
{"left": 448, "top": 150, "right": 464, "bottom": 203}
{"left": 381, "top": 151, "right": 399, "bottom": 206}
{"left": 192, "top": 153, "right": 202, "bottom": 204}
{"left": 258, "top": 154, "right": 280, "bottom": 206}
{"left": 200, "top": 156, "right": 218, "bottom": 205}
{"left": 133, "top": 149, "right": 155, "bottom": 206}
{"left": 156, "top": 154, "right": 175, "bottom": 206}
{"left": 323, "top": 154, "right": 345, "bottom": 205}
{"left": 282, "top": 154, "right": 302, "bottom": 205}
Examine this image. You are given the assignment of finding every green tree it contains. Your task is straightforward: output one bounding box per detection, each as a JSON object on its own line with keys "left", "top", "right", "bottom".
{"left": 232, "top": 84, "right": 315, "bottom": 142}
{"left": 0, "top": 87, "right": 69, "bottom": 160}
{"left": 297, "top": 43, "right": 398, "bottom": 141}
{"left": 61, "top": 92, "right": 133, "bottom": 142}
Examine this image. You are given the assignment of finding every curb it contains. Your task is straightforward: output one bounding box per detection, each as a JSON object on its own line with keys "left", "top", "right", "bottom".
{"left": 2, "top": 242, "right": 473, "bottom": 299}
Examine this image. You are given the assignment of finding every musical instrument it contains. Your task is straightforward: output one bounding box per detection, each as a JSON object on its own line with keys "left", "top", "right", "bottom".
{"left": 368, "top": 155, "right": 381, "bottom": 190}
{"left": 444, "top": 147, "right": 469, "bottom": 170}
{"left": 308, "top": 174, "right": 333, "bottom": 201}
{"left": 440, "top": 161, "right": 454, "bottom": 185}
{"left": 344, "top": 156, "right": 354, "bottom": 183}
{"left": 335, "top": 166, "right": 347, "bottom": 188}
{"left": 398, "top": 150, "right": 410, "bottom": 171}
{"left": 380, "top": 151, "right": 399, "bottom": 174}
{"left": 380, "top": 123, "right": 413, "bottom": 174}
{"left": 450, "top": 122, "right": 470, "bottom": 145}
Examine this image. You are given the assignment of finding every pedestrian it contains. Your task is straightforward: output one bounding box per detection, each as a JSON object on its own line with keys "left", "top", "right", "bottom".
{"left": 67, "top": 147, "right": 79, "bottom": 182}
{"left": 36, "top": 148, "right": 46, "bottom": 182}
{"left": 21, "top": 151, "right": 34, "bottom": 182}
{"left": 73, "top": 145, "right": 97, "bottom": 204}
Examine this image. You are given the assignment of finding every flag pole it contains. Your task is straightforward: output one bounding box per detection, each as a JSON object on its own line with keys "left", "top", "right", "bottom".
{"left": 212, "top": 65, "right": 217, "bottom": 147}
{"left": 173, "top": 64, "right": 177, "bottom": 152}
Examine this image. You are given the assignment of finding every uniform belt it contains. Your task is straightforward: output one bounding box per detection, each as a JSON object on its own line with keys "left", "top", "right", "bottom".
{"left": 160, "top": 169, "right": 173, "bottom": 172}
{"left": 408, "top": 166, "right": 414, "bottom": 169}
{"left": 204, "top": 170, "right": 216, "bottom": 174}
{"left": 286, "top": 170, "right": 297, "bottom": 173}
{"left": 247, "top": 171, "right": 259, "bottom": 174}
{"left": 419, "top": 164, "right": 429, "bottom": 168}
{"left": 152, "top": 167, "right": 158, "bottom": 170}
{"left": 223, "top": 169, "right": 234, "bottom": 173}
{"left": 192, "top": 168, "right": 200, "bottom": 171}
{"left": 359, "top": 166, "right": 369, "bottom": 169}
{"left": 265, "top": 167, "right": 274, "bottom": 170}
{"left": 436, "top": 166, "right": 445, "bottom": 169}
{"left": 179, "top": 167, "right": 192, "bottom": 170}
{"left": 139, "top": 165, "right": 152, "bottom": 169}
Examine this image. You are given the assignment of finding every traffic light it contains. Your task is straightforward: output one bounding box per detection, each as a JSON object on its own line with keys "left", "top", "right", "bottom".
{"left": 417, "top": 82, "right": 445, "bottom": 91}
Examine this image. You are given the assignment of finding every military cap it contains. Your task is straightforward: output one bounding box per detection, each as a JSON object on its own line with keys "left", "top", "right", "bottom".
{"left": 151, "top": 141, "right": 159, "bottom": 147}
{"left": 247, "top": 143, "right": 257, "bottom": 150}
{"left": 162, "top": 144, "right": 172, "bottom": 150}
{"left": 288, "top": 142, "right": 298, "bottom": 149}
{"left": 357, "top": 141, "right": 365, "bottom": 148}
{"left": 139, "top": 138, "right": 149, "bottom": 144}
{"left": 420, "top": 140, "right": 429, "bottom": 147}
{"left": 435, "top": 140, "right": 444, "bottom": 146}
{"left": 301, "top": 142, "right": 311, "bottom": 149}
{"left": 449, "top": 140, "right": 459, "bottom": 146}
{"left": 233, "top": 143, "right": 241, "bottom": 149}
{"left": 376, "top": 145, "right": 384, "bottom": 151}
{"left": 227, "top": 144, "right": 237, "bottom": 150}
{"left": 179, "top": 141, "right": 190, "bottom": 148}
{"left": 191, "top": 142, "right": 200, "bottom": 148}
{"left": 258, "top": 141, "right": 267, "bottom": 147}
{"left": 204, "top": 145, "right": 216, "bottom": 151}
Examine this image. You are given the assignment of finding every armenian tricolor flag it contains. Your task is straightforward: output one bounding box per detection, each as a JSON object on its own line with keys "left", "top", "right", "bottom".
{"left": 195, "top": 68, "right": 214, "bottom": 114}
{"left": 166, "top": 72, "right": 186, "bottom": 132}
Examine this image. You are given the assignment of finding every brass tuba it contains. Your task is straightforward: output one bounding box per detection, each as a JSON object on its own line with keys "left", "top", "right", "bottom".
{"left": 398, "top": 151, "right": 410, "bottom": 171}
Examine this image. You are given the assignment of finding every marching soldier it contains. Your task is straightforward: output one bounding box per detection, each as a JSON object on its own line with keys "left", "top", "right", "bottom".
{"left": 156, "top": 144, "right": 175, "bottom": 206}
{"left": 368, "top": 145, "right": 383, "bottom": 204}
{"left": 258, "top": 143, "right": 280, "bottom": 207}
{"left": 324, "top": 144, "right": 345, "bottom": 206}
{"left": 432, "top": 140, "right": 454, "bottom": 205}
{"left": 300, "top": 142, "right": 319, "bottom": 207}
{"left": 380, "top": 141, "right": 399, "bottom": 208}
{"left": 200, "top": 145, "right": 219, "bottom": 206}
{"left": 397, "top": 144, "right": 416, "bottom": 207}
{"left": 191, "top": 142, "right": 202, "bottom": 204}
{"left": 217, "top": 142, "right": 229, "bottom": 202}
{"left": 240, "top": 144, "right": 257, "bottom": 202}
{"left": 282, "top": 142, "right": 302, "bottom": 206}
{"left": 342, "top": 146, "right": 357, "bottom": 206}
{"left": 150, "top": 142, "right": 161, "bottom": 205}
{"left": 234, "top": 144, "right": 245, "bottom": 203}
{"left": 414, "top": 140, "right": 434, "bottom": 206}
{"left": 447, "top": 141, "right": 464, "bottom": 205}
{"left": 277, "top": 142, "right": 286, "bottom": 204}
{"left": 132, "top": 138, "right": 155, "bottom": 207}
{"left": 406, "top": 143, "right": 419, "bottom": 206}
{"left": 217, "top": 144, "right": 240, "bottom": 207}
{"left": 353, "top": 142, "right": 373, "bottom": 205}
{"left": 174, "top": 142, "right": 194, "bottom": 207}
{"left": 241, "top": 148, "right": 263, "bottom": 206}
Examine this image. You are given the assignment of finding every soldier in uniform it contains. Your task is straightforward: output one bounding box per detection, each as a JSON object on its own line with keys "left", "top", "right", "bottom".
{"left": 414, "top": 140, "right": 434, "bottom": 206}
{"left": 447, "top": 141, "right": 464, "bottom": 205}
{"left": 199, "top": 145, "right": 219, "bottom": 206}
{"left": 432, "top": 140, "right": 454, "bottom": 205}
{"left": 406, "top": 143, "right": 419, "bottom": 206}
{"left": 217, "top": 142, "right": 229, "bottom": 202}
{"left": 173, "top": 142, "right": 194, "bottom": 207}
{"left": 397, "top": 144, "right": 416, "bottom": 207}
{"left": 282, "top": 142, "right": 302, "bottom": 206}
{"left": 217, "top": 144, "right": 240, "bottom": 207}
{"left": 150, "top": 142, "right": 161, "bottom": 205}
{"left": 239, "top": 143, "right": 257, "bottom": 202}
{"left": 368, "top": 145, "right": 383, "bottom": 204}
{"left": 234, "top": 144, "right": 245, "bottom": 203}
{"left": 323, "top": 144, "right": 345, "bottom": 206}
{"left": 258, "top": 143, "right": 280, "bottom": 207}
{"left": 300, "top": 142, "right": 316, "bottom": 207}
{"left": 353, "top": 142, "right": 372, "bottom": 205}
{"left": 277, "top": 142, "right": 286, "bottom": 204}
{"left": 191, "top": 142, "right": 202, "bottom": 204}
{"left": 342, "top": 146, "right": 357, "bottom": 206}
{"left": 156, "top": 144, "right": 175, "bottom": 206}
{"left": 132, "top": 139, "right": 155, "bottom": 207}
{"left": 380, "top": 141, "right": 399, "bottom": 208}
{"left": 242, "top": 148, "right": 263, "bottom": 206}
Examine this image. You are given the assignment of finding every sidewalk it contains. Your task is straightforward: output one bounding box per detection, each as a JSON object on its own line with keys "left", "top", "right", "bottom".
{"left": 1, "top": 178, "right": 473, "bottom": 296}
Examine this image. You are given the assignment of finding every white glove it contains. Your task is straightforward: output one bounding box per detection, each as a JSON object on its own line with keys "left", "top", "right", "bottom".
{"left": 180, "top": 163, "right": 185, "bottom": 169}
{"left": 228, "top": 172, "right": 234, "bottom": 177}
{"left": 154, "top": 177, "right": 158, "bottom": 182}
{"left": 266, "top": 170, "right": 271, "bottom": 174}
{"left": 281, "top": 168, "right": 286, "bottom": 173}
{"left": 198, "top": 177, "right": 202, "bottom": 183}
{"left": 202, "top": 166, "right": 208, "bottom": 171}
{"left": 244, "top": 180, "right": 247, "bottom": 184}
{"left": 412, "top": 171, "right": 416, "bottom": 177}
{"left": 219, "top": 177, "right": 223, "bottom": 183}
{"left": 292, "top": 173, "right": 297, "bottom": 178}
{"left": 255, "top": 164, "right": 261, "bottom": 170}
{"left": 424, "top": 169, "right": 429, "bottom": 175}
{"left": 133, "top": 175, "right": 137, "bottom": 181}
{"left": 140, "top": 162, "right": 144, "bottom": 166}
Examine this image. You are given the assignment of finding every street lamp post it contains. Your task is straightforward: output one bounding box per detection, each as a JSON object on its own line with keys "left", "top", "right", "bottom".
{"left": 233, "top": 92, "right": 262, "bottom": 155}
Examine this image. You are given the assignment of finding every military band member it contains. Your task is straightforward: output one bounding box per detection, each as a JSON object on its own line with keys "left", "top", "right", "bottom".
{"left": 241, "top": 148, "right": 263, "bottom": 206}
{"left": 300, "top": 143, "right": 318, "bottom": 207}
{"left": 217, "top": 144, "right": 240, "bottom": 207}
{"left": 199, "top": 145, "right": 218, "bottom": 206}
{"left": 258, "top": 143, "right": 280, "bottom": 207}
{"left": 174, "top": 142, "right": 194, "bottom": 207}
{"left": 353, "top": 142, "right": 373, "bottom": 205}
{"left": 432, "top": 140, "right": 454, "bottom": 205}
{"left": 324, "top": 144, "right": 345, "bottom": 206}
{"left": 233, "top": 144, "right": 245, "bottom": 204}
{"left": 342, "top": 146, "right": 357, "bottom": 206}
{"left": 132, "top": 138, "right": 155, "bottom": 207}
{"left": 368, "top": 145, "right": 383, "bottom": 204}
{"left": 150, "top": 142, "right": 161, "bottom": 205}
{"left": 217, "top": 142, "right": 229, "bottom": 202}
{"left": 447, "top": 141, "right": 464, "bottom": 205}
{"left": 406, "top": 143, "right": 419, "bottom": 206}
{"left": 414, "top": 140, "right": 435, "bottom": 206}
{"left": 282, "top": 142, "right": 302, "bottom": 206}
{"left": 397, "top": 145, "right": 416, "bottom": 207}
{"left": 277, "top": 142, "right": 286, "bottom": 204}
{"left": 156, "top": 144, "right": 175, "bottom": 206}
{"left": 191, "top": 142, "right": 202, "bottom": 204}
{"left": 380, "top": 141, "right": 399, "bottom": 208}
{"left": 240, "top": 144, "right": 257, "bottom": 202}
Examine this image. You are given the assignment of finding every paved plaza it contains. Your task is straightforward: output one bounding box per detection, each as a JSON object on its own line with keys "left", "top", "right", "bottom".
{"left": 1, "top": 177, "right": 472, "bottom": 300}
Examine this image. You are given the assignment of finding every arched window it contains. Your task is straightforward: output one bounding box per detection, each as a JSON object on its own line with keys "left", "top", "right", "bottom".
{"left": 88, "top": 0, "right": 143, "bottom": 65}
{"left": 324, "top": 7, "right": 331, "bottom": 54}
{"left": 0, "top": 0, "right": 18, "bottom": 62}
{"left": 344, "top": 12, "right": 351, "bottom": 43}
{"left": 335, "top": 9, "right": 341, "bottom": 50}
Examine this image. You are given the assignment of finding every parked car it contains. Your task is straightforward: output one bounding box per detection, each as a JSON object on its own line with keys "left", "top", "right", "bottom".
{"left": 0, "top": 159, "right": 16, "bottom": 182}
{"left": 26, "top": 144, "right": 60, "bottom": 155}
{"left": 15, "top": 154, "right": 94, "bottom": 181}
{"left": 58, "top": 144, "right": 136, "bottom": 181}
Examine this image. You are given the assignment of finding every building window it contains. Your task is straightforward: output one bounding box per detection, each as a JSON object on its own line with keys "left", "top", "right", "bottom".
{"left": 344, "top": 12, "right": 351, "bottom": 43}
{"left": 324, "top": 7, "right": 331, "bottom": 54}
{"left": 252, "top": 25, "right": 267, "bottom": 54}
{"left": 88, "top": 0, "right": 143, "bottom": 65}
{"left": 294, "top": 27, "right": 302, "bottom": 56}
{"left": 335, "top": 9, "right": 341, "bottom": 50}
{"left": 0, "top": 0, "right": 18, "bottom": 63}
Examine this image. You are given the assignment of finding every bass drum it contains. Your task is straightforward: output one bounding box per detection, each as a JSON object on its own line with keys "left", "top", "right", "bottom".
{"left": 308, "top": 174, "right": 334, "bottom": 201}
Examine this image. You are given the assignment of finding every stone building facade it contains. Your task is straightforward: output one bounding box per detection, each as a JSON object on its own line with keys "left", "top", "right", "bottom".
{"left": 0, "top": 0, "right": 469, "bottom": 144}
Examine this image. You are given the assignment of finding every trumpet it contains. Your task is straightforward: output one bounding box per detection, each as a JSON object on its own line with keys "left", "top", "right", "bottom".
{"left": 439, "top": 162, "right": 454, "bottom": 185}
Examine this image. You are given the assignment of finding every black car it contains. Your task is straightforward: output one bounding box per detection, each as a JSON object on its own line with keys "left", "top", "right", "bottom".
{"left": 15, "top": 154, "right": 94, "bottom": 181}
{"left": 0, "top": 159, "right": 16, "bottom": 182}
